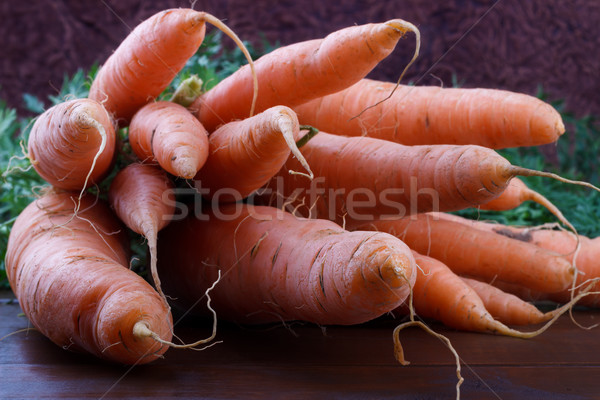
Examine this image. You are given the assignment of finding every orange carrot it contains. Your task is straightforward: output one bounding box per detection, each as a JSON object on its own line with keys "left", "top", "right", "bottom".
{"left": 108, "top": 163, "right": 175, "bottom": 304}
{"left": 191, "top": 20, "right": 420, "bottom": 132}
{"left": 477, "top": 177, "right": 574, "bottom": 232}
{"left": 356, "top": 213, "right": 575, "bottom": 294}
{"left": 293, "top": 78, "right": 565, "bottom": 149}
{"left": 263, "top": 132, "right": 586, "bottom": 227}
{"left": 4, "top": 190, "right": 172, "bottom": 364}
{"left": 27, "top": 98, "right": 116, "bottom": 191}
{"left": 157, "top": 204, "right": 416, "bottom": 326}
{"left": 460, "top": 277, "right": 552, "bottom": 326}
{"left": 89, "top": 8, "right": 256, "bottom": 125}
{"left": 439, "top": 214, "right": 600, "bottom": 307}
{"left": 128, "top": 101, "right": 209, "bottom": 179}
{"left": 405, "top": 253, "right": 548, "bottom": 333}
{"left": 194, "top": 106, "right": 311, "bottom": 200}
{"left": 400, "top": 253, "right": 584, "bottom": 334}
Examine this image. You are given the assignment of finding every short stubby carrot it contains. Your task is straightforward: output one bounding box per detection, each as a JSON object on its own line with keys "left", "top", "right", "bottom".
{"left": 357, "top": 213, "right": 575, "bottom": 294}
{"left": 129, "top": 101, "right": 209, "bottom": 179}
{"left": 194, "top": 105, "right": 311, "bottom": 201}
{"left": 27, "top": 98, "right": 116, "bottom": 191}
{"left": 89, "top": 8, "right": 255, "bottom": 125}
{"left": 157, "top": 204, "right": 416, "bottom": 326}
{"left": 109, "top": 163, "right": 175, "bottom": 305}
{"left": 294, "top": 78, "right": 565, "bottom": 149}
{"left": 5, "top": 190, "right": 173, "bottom": 365}
{"left": 191, "top": 20, "right": 419, "bottom": 132}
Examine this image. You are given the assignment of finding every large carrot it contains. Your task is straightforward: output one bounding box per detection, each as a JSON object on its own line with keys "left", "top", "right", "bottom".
{"left": 293, "top": 78, "right": 565, "bottom": 149}
{"left": 157, "top": 204, "right": 416, "bottom": 326}
{"left": 27, "top": 98, "right": 116, "bottom": 191}
{"left": 191, "top": 20, "right": 420, "bottom": 132}
{"left": 439, "top": 214, "right": 600, "bottom": 307}
{"left": 128, "top": 101, "right": 209, "bottom": 179}
{"left": 89, "top": 8, "right": 256, "bottom": 125}
{"left": 262, "top": 132, "right": 589, "bottom": 227}
{"left": 108, "top": 163, "right": 175, "bottom": 305}
{"left": 4, "top": 190, "right": 172, "bottom": 364}
{"left": 194, "top": 106, "right": 311, "bottom": 200}
{"left": 356, "top": 213, "right": 575, "bottom": 293}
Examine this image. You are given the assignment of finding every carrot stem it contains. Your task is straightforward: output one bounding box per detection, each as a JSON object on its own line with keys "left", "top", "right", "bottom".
{"left": 200, "top": 13, "right": 258, "bottom": 117}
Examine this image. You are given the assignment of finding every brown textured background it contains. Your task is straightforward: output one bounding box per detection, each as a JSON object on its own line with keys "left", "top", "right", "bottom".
{"left": 1, "top": 0, "right": 599, "bottom": 118}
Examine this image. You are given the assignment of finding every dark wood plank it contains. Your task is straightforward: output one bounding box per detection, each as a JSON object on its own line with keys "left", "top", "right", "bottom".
{"left": 2, "top": 294, "right": 600, "bottom": 399}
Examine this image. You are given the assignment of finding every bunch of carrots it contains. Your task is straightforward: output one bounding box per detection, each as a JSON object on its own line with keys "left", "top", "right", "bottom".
{"left": 5, "top": 7, "right": 600, "bottom": 398}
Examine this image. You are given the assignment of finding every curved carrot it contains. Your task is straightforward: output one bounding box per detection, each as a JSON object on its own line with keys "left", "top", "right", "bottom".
{"left": 294, "top": 78, "right": 565, "bottom": 149}
{"left": 402, "top": 253, "right": 584, "bottom": 334}
{"left": 194, "top": 106, "right": 311, "bottom": 200}
{"left": 27, "top": 98, "right": 116, "bottom": 191}
{"left": 89, "top": 8, "right": 256, "bottom": 125}
{"left": 5, "top": 190, "right": 172, "bottom": 364}
{"left": 263, "top": 132, "right": 588, "bottom": 227}
{"left": 157, "top": 204, "right": 416, "bottom": 326}
{"left": 191, "top": 19, "right": 420, "bottom": 132}
{"left": 108, "top": 163, "right": 175, "bottom": 305}
{"left": 460, "top": 277, "right": 551, "bottom": 326}
{"left": 405, "top": 253, "right": 539, "bottom": 334}
{"left": 128, "top": 101, "right": 209, "bottom": 179}
{"left": 478, "top": 177, "right": 575, "bottom": 232}
{"left": 357, "top": 213, "right": 575, "bottom": 294}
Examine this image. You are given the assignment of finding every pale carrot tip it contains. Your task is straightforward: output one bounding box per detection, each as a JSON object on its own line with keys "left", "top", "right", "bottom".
{"left": 172, "top": 156, "right": 200, "bottom": 180}
{"left": 380, "top": 253, "right": 411, "bottom": 288}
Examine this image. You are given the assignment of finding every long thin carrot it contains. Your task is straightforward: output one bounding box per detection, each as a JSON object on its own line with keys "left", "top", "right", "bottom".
{"left": 191, "top": 19, "right": 420, "bottom": 132}
{"left": 293, "top": 78, "right": 565, "bottom": 149}
{"left": 27, "top": 98, "right": 116, "bottom": 191}
{"left": 405, "top": 253, "right": 550, "bottom": 334}
{"left": 89, "top": 8, "right": 256, "bottom": 125}
{"left": 477, "top": 177, "right": 575, "bottom": 232}
{"left": 4, "top": 190, "right": 172, "bottom": 364}
{"left": 194, "top": 106, "right": 311, "bottom": 200}
{"left": 157, "top": 204, "right": 416, "bottom": 326}
{"left": 459, "top": 277, "right": 553, "bottom": 326}
{"left": 108, "top": 163, "right": 175, "bottom": 305}
{"left": 356, "top": 213, "right": 575, "bottom": 294}
{"left": 128, "top": 101, "right": 209, "bottom": 179}
{"left": 262, "top": 131, "right": 591, "bottom": 228}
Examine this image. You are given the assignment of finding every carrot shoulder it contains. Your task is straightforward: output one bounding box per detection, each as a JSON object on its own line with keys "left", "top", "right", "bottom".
{"left": 194, "top": 105, "right": 310, "bottom": 200}
{"left": 5, "top": 191, "right": 172, "bottom": 364}
{"left": 191, "top": 20, "right": 419, "bottom": 131}
{"left": 27, "top": 98, "right": 116, "bottom": 191}
{"left": 128, "top": 101, "right": 209, "bottom": 179}
{"left": 294, "top": 78, "right": 565, "bottom": 149}
{"left": 157, "top": 204, "right": 416, "bottom": 326}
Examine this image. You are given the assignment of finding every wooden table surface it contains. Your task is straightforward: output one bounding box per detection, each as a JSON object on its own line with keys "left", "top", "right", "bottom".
{"left": 2, "top": 292, "right": 600, "bottom": 400}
